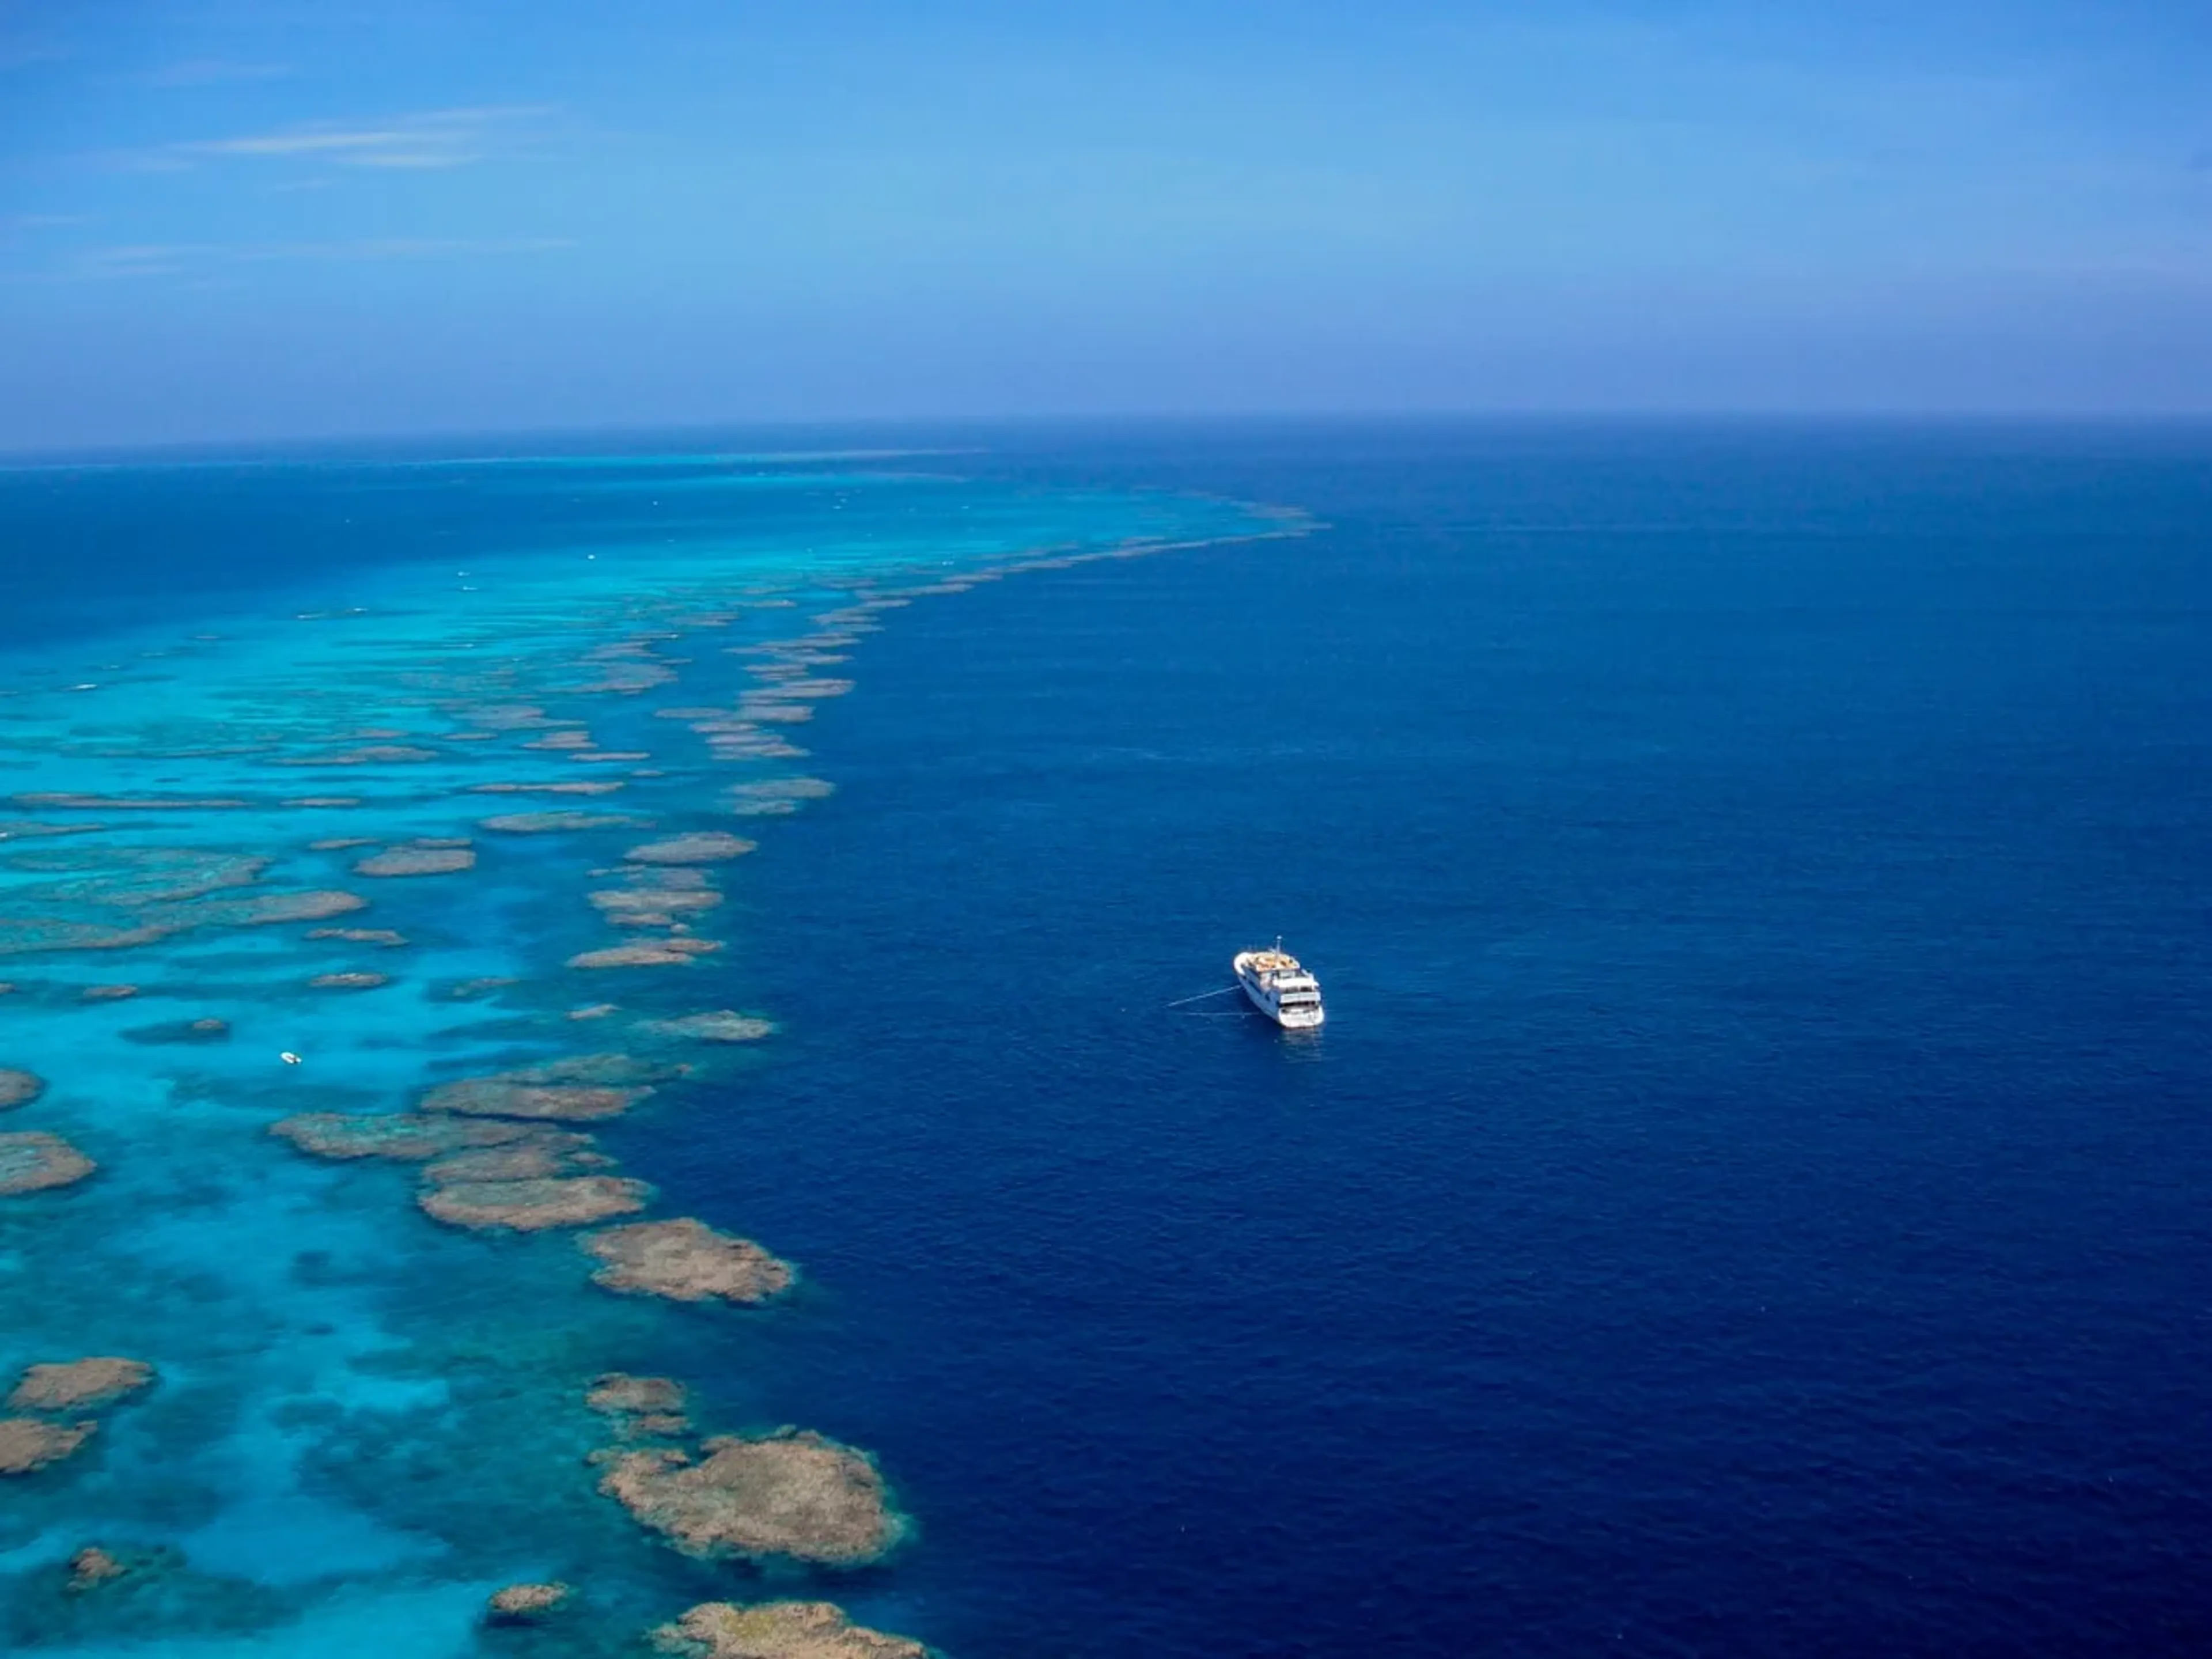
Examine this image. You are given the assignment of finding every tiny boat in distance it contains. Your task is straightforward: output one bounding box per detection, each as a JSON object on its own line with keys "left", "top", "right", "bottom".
{"left": 1234, "top": 939, "right": 1325, "bottom": 1029}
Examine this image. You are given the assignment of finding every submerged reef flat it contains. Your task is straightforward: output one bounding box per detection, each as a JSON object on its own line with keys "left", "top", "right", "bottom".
{"left": 588, "top": 1372, "right": 688, "bottom": 1418}
{"left": 469, "top": 778, "right": 630, "bottom": 797}
{"left": 488, "top": 1581, "right": 573, "bottom": 1623}
{"left": 586, "top": 1372, "right": 694, "bottom": 1438}
{"left": 597, "top": 1427, "right": 903, "bottom": 1566}
{"left": 0, "top": 1416, "right": 93, "bottom": 1475}
{"left": 0, "top": 1131, "right": 95, "bottom": 1195}
{"left": 653, "top": 1601, "right": 930, "bottom": 1659}
{"left": 480, "top": 810, "right": 649, "bottom": 834}
{"left": 354, "top": 843, "right": 477, "bottom": 877}
{"left": 0, "top": 820, "right": 108, "bottom": 842}
{"left": 418, "top": 1173, "right": 649, "bottom": 1232}
{"left": 420, "top": 1126, "right": 603, "bottom": 1184}
{"left": 446, "top": 975, "right": 519, "bottom": 999}
{"left": 589, "top": 877, "right": 724, "bottom": 930}
{"left": 624, "top": 832, "right": 756, "bottom": 865}
{"left": 726, "top": 777, "right": 836, "bottom": 816}
{"left": 304, "top": 926, "right": 408, "bottom": 945}
{"left": 8, "top": 1358, "right": 154, "bottom": 1411}
{"left": 0, "top": 1067, "right": 44, "bottom": 1108}
{"left": 569, "top": 942, "right": 717, "bottom": 969}
{"left": 66, "top": 1546, "right": 130, "bottom": 1592}
{"left": 119, "top": 1016, "right": 231, "bottom": 1045}
{"left": 7, "top": 792, "right": 252, "bottom": 812}
{"left": 271, "top": 1111, "right": 547, "bottom": 1161}
{"left": 641, "top": 1011, "right": 775, "bottom": 1043}
{"left": 419, "top": 1053, "right": 677, "bottom": 1121}
{"left": 0, "top": 885, "right": 370, "bottom": 956}
{"left": 584, "top": 1218, "right": 794, "bottom": 1305}
{"left": 281, "top": 743, "right": 441, "bottom": 767}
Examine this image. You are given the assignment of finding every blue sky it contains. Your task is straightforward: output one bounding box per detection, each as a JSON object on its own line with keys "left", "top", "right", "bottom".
{"left": 2, "top": 0, "right": 2209, "bottom": 446}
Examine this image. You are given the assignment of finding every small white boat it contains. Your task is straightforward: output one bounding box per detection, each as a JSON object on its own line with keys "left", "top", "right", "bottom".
{"left": 1234, "top": 939, "right": 1325, "bottom": 1029}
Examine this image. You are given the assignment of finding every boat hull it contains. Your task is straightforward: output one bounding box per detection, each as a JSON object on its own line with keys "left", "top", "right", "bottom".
{"left": 1234, "top": 957, "right": 1325, "bottom": 1029}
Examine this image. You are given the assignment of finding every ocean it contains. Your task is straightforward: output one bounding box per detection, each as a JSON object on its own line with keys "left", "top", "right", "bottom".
{"left": 0, "top": 421, "right": 2207, "bottom": 1656}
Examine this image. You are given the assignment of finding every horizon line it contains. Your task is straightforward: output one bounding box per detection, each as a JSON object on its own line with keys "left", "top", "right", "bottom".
{"left": 9, "top": 406, "right": 2212, "bottom": 466}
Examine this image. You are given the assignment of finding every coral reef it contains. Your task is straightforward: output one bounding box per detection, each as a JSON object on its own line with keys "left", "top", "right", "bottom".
{"left": 420, "top": 1127, "right": 601, "bottom": 1184}
{"left": 568, "top": 942, "right": 713, "bottom": 969}
{"left": 469, "top": 779, "right": 628, "bottom": 797}
{"left": 221, "top": 889, "right": 368, "bottom": 926}
{"left": 446, "top": 976, "right": 520, "bottom": 1000}
{"left": 270, "top": 1112, "right": 545, "bottom": 1162}
{"left": 9, "top": 793, "right": 249, "bottom": 811}
{"left": 65, "top": 1546, "right": 128, "bottom": 1593}
{"left": 80, "top": 984, "right": 139, "bottom": 1002}
{"left": 0, "top": 886, "right": 380, "bottom": 953}
{"left": 480, "top": 810, "right": 647, "bottom": 833}
{"left": 304, "top": 927, "right": 408, "bottom": 945}
{"left": 418, "top": 1173, "right": 649, "bottom": 1232}
{"left": 488, "top": 1582, "right": 573, "bottom": 1623}
{"left": 652, "top": 1601, "right": 929, "bottom": 1659}
{"left": 308, "top": 971, "right": 389, "bottom": 990}
{"left": 0, "top": 1067, "right": 43, "bottom": 1109}
{"left": 625, "top": 832, "right": 756, "bottom": 865}
{"left": 9, "top": 1358, "right": 154, "bottom": 1411}
{"left": 596, "top": 1429, "right": 902, "bottom": 1566}
{"left": 641, "top": 1012, "right": 775, "bottom": 1043}
{"left": 120, "top": 1017, "right": 231, "bottom": 1045}
{"left": 588, "top": 880, "right": 723, "bottom": 929}
{"left": 0, "top": 1131, "right": 96, "bottom": 1195}
{"left": 418, "top": 1053, "right": 672, "bottom": 1122}
{"left": 455, "top": 702, "right": 555, "bottom": 731}
{"left": 726, "top": 777, "right": 836, "bottom": 816}
{"left": 584, "top": 1380, "right": 685, "bottom": 1433}
{"left": 0, "top": 820, "right": 108, "bottom": 842}
{"left": 354, "top": 843, "right": 477, "bottom": 877}
{"left": 0, "top": 1418, "right": 93, "bottom": 1475}
{"left": 583, "top": 1219, "right": 793, "bottom": 1306}
{"left": 281, "top": 744, "right": 440, "bottom": 766}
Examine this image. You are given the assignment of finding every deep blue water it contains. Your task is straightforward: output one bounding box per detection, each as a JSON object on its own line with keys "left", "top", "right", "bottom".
{"left": 696, "top": 423, "right": 2212, "bottom": 1656}
{"left": 3, "top": 422, "right": 2209, "bottom": 1656}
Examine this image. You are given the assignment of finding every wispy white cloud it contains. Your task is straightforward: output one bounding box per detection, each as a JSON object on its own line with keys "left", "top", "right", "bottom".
{"left": 66, "top": 236, "right": 574, "bottom": 281}
{"left": 139, "top": 59, "right": 294, "bottom": 88}
{"left": 120, "top": 104, "right": 558, "bottom": 173}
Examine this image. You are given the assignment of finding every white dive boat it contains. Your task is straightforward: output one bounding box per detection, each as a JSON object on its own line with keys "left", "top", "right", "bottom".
{"left": 1234, "top": 939, "right": 1325, "bottom": 1029}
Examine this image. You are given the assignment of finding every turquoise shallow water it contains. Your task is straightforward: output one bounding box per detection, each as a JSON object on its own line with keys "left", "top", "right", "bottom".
{"left": 0, "top": 449, "right": 1299, "bottom": 1654}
